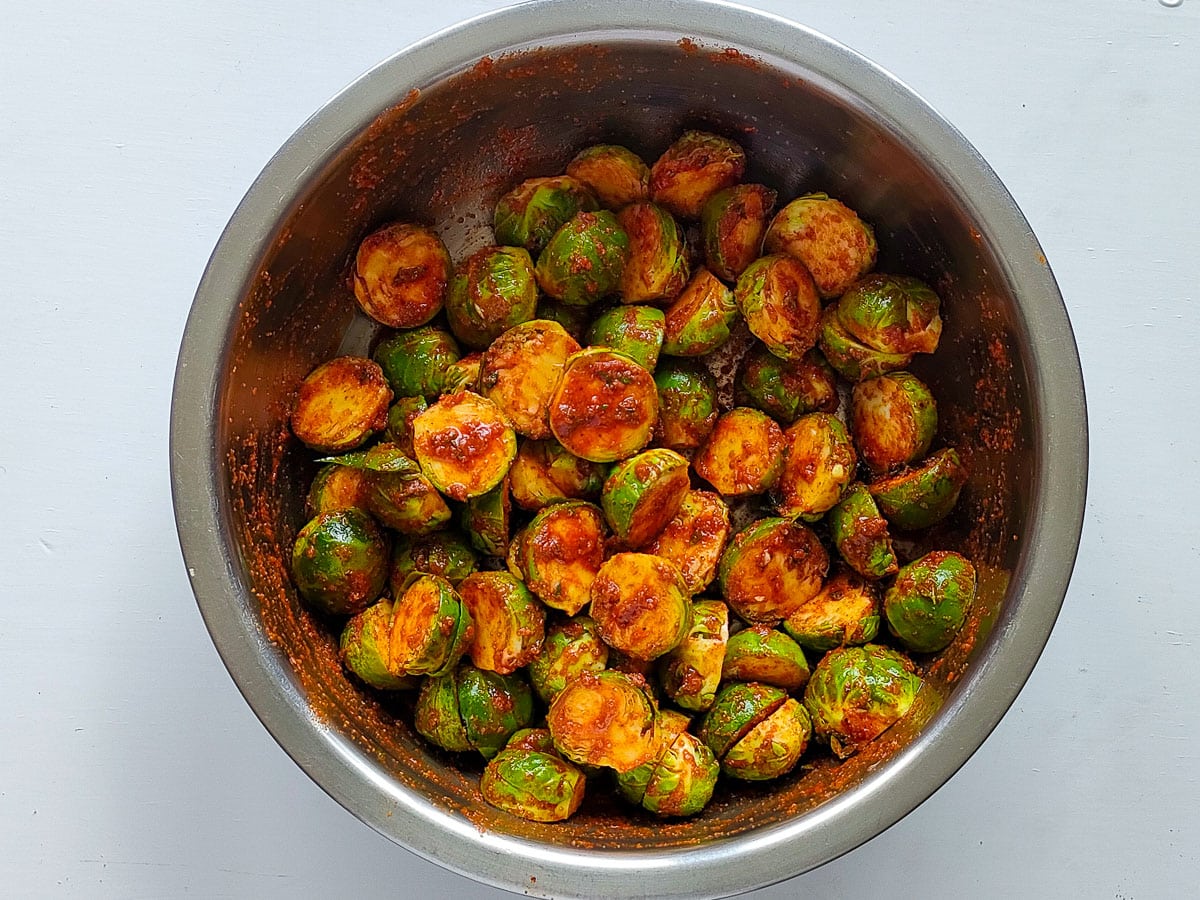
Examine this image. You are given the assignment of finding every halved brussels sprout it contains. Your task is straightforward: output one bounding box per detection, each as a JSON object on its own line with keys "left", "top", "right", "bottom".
{"left": 549, "top": 348, "right": 659, "bottom": 463}
{"left": 643, "top": 490, "right": 731, "bottom": 594}
{"left": 459, "top": 571, "right": 546, "bottom": 675}
{"left": 566, "top": 144, "right": 650, "bottom": 209}
{"left": 460, "top": 477, "right": 512, "bottom": 556}
{"left": 720, "top": 698, "right": 811, "bottom": 782}
{"left": 650, "top": 131, "right": 747, "bottom": 219}
{"left": 737, "top": 345, "right": 839, "bottom": 423}
{"left": 868, "top": 447, "right": 967, "bottom": 531}
{"left": 775, "top": 413, "right": 857, "bottom": 519}
{"left": 884, "top": 550, "right": 977, "bottom": 653}
{"left": 660, "top": 267, "right": 739, "bottom": 357}
{"left": 521, "top": 501, "right": 606, "bottom": 615}
{"left": 653, "top": 359, "right": 719, "bottom": 451}
{"left": 590, "top": 553, "right": 692, "bottom": 660}
{"left": 412, "top": 391, "right": 517, "bottom": 502}
{"left": 480, "top": 319, "right": 581, "bottom": 439}
{"left": 290, "top": 356, "right": 392, "bottom": 453}
{"left": 388, "top": 574, "right": 472, "bottom": 677}
{"left": 601, "top": 448, "right": 690, "bottom": 548}
{"left": 693, "top": 407, "right": 785, "bottom": 497}
{"left": 306, "top": 463, "right": 372, "bottom": 517}
{"left": 384, "top": 396, "right": 429, "bottom": 458}
{"left": 372, "top": 326, "right": 461, "bottom": 399}
{"left": 640, "top": 730, "right": 719, "bottom": 816}
{"left": 509, "top": 439, "right": 606, "bottom": 511}
{"left": 528, "top": 615, "right": 610, "bottom": 703}
{"left": 835, "top": 273, "right": 943, "bottom": 355}
{"left": 506, "top": 727, "right": 558, "bottom": 755}
{"left": 616, "top": 202, "right": 689, "bottom": 304}
{"left": 442, "top": 352, "right": 483, "bottom": 395}
{"left": 493, "top": 175, "right": 599, "bottom": 256}
{"left": 318, "top": 443, "right": 452, "bottom": 535}
{"left": 828, "top": 483, "right": 898, "bottom": 580}
{"left": 414, "top": 672, "right": 471, "bottom": 752}
{"left": 481, "top": 749, "right": 586, "bottom": 823}
{"left": 536, "top": 296, "right": 592, "bottom": 342}
{"left": 804, "top": 643, "right": 922, "bottom": 759}
{"left": 763, "top": 193, "right": 877, "bottom": 299}
{"left": 339, "top": 599, "right": 417, "bottom": 690}
{"left": 446, "top": 245, "right": 539, "bottom": 350}
{"left": 390, "top": 532, "right": 478, "bottom": 593}
{"left": 818, "top": 305, "right": 913, "bottom": 383}
{"left": 700, "top": 183, "right": 777, "bottom": 282}
{"left": 718, "top": 517, "right": 828, "bottom": 624}
{"left": 587, "top": 305, "right": 667, "bottom": 371}
{"left": 659, "top": 599, "right": 729, "bottom": 711}
{"left": 353, "top": 222, "right": 452, "bottom": 328}
{"left": 734, "top": 254, "right": 822, "bottom": 361}
{"left": 536, "top": 210, "right": 630, "bottom": 306}
{"left": 291, "top": 509, "right": 388, "bottom": 616}
{"left": 547, "top": 670, "right": 658, "bottom": 773}
{"left": 721, "top": 625, "right": 811, "bottom": 693}
{"left": 783, "top": 568, "right": 881, "bottom": 652}
{"left": 457, "top": 664, "right": 535, "bottom": 758}
{"left": 851, "top": 371, "right": 938, "bottom": 473}
{"left": 616, "top": 710, "right": 692, "bottom": 806}
{"left": 698, "top": 681, "right": 787, "bottom": 761}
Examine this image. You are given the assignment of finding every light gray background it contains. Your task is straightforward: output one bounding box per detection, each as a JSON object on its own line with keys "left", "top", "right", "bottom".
{"left": 2, "top": 0, "right": 1197, "bottom": 896}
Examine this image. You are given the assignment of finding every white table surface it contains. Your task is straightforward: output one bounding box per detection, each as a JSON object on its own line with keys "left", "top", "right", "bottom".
{"left": 3, "top": 1, "right": 1198, "bottom": 896}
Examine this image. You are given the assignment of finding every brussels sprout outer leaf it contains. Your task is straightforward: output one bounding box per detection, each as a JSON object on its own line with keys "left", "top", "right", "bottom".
{"left": 461, "top": 478, "right": 512, "bottom": 556}
{"left": 661, "top": 267, "right": 739, "bottom": 357}
{"left": 390, "top": 532, "right": 478, "bottom": 595}
{"left": 616, "top": 710, "right": 692, "bottom": 806}
{"left": 459, "top": 571, "right": 546, "bottom": 675}
{"left": 384, "top": 396, "right": 429, "bottom": 458}
{"left": 339, "top": 600, "right": 418, "bottom": 690}
{"left": 587, "top": 305, "right": 667, "bottom": 371}
{"left": 535, "top": 210, "right": 630, "bottom": 306}
{"left": 307, "top": 464, "right": 372, "bottom": 517}
{"left": 762, "top": 193, "right": 877, "bottom": 299}
{"left": 835, "top": 274, "right": 942, "bottom": 355}
{"left": 775, "top": 413, "right": 857, "bottom": 520}
{"left": 884, "top": 550, "right": 977, "bottom": 653}
{"left": 653, "top": 360, "right": 719, "bottom": 450}
{"left": 414, "top": 673, "right": 471, "bottom": 752}
{"left": 738, "top": 345, "right": 839, "bottom": 423}
{"left": 700, "top": 183, "right": 777, "bottom": 282}
{"left": 818, "top": 306, "right": 913, "bottom": 383}
{"left": 566, "top": 144, "right": 650, "bottom": 210}
{"left": 446, "top": 245, "right": 539, "bottom": 350}
{"left": 456, "top": 665, "right": 535, "bottom": 758}
{"left": 372, "top": 327, "right": 461, "bottom": 399}
{"left": 698, "top": 681, "right": 788, "bottom": 761}
{"left": 720, "top": 698, "right": 811, "bottom": 781}
{"left": 528, "top": 615, "right": 610, "bottom": 703}
{"left": 650, "top": 131, "right": 747, "bottom": 219}
{"left": 493, "top": 175, "right": 599, "bottom": 256}
{"left": 616, "top": 203, "right": 690, "bottom": 304}
{"left": 641, "top": 731, "right": 720, "bottom": 816}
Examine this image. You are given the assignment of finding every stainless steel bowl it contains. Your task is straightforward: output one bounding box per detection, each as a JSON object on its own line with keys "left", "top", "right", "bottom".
{"left": 171, "top": 1, "right": 1087, "bottom": 896}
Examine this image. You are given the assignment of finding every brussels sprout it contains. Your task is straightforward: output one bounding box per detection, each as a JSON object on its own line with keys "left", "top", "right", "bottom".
{"left": 506, "top": 526, "right": 527, "bottom": 580}
{"left": 446, "top": 245, "right": 539, "bottom": 349}
{"left": 549, "top": 348, "right": 659, "bottom": 463}
{"left": 700, "top": 183, "right": 777, "bottom": 282}
{"left": 290, "top": 356, "right": 392, "bottom": 453}
{"left": 412, "top": 391, "right": 517, "bottom": 502}
{"left": 536, "top": 210, "right": 630, "bottom": 306}
{"left": 372, "top": 326, "right": 461, "bottom": 399}
{"left": 414, "top": 672, "right": 471, "bottom": 752}
{"left": 828, "top": 483, "right": 898, "bottom": 580}
{"left": 460, "top": 477, "right": 512, "bottom": 556}
{"left": 783, "top": 569, "right": 881, "bottom": 651}
{"left": 721, "top": 625, "right": 811, "bottom": 693}
{"left": 587, "top": 305, "right": 667, "bottom": 371}
{"left": 616, "top": 710, "right": 692, "bottom": 806}
{"left": 601, "top": 448, "right": 690, "bottom": 548}
{"left": 590, "top": 553, "right": 692, "bottom": 661}
{"left": 536, "top": 296, "right": 592, "bottom": 342}
{"left": 734, "top": 255, "right": 822, "bottom": 361}
{"left": 506, "top": 727, "right": 558, "bottom": 755}
{"left": 835, "top": 273, "right": 943, "bottom": 355}
{"left": 318, "top": 443, "right": 452, "bottom": 535}
{"left": 851, "top": 371, "right": 937, "bottom": 473}
{"left": 718, "top": 517, "right": 828, "bottom": 624}
{"left": 521, "top": 501, "right": 606, "bottom": 615}
{"left": 390, "top": 532, "right": 478, "bottom": 593}
{"left": 442, "top": 352, "right": 483, "bottom": 395}
{"left": 868, "top": 447, "right": 967, "bottom": 531}
{"left": 720, "top": 698, "right": 811, "bottom": 782}
{"left": 388, "top": 575, "right": 473, "bottom": 677}
{"left": 653, "top": 359, "right": 719, "bottom": 451}
{"left": 693, "top": 407, "right": 785, "bottom": 497}
{"left": 480, "top": 319, "right": 581, "bottom": 439}
{"left": 384, "top": 396, "right": 429, "bottom": 458}
{"left": 353, "top": 222, "right": 452, "bottom": 328}
{"left": 643, "top": 490, "right": 731, "bottom": 594}
{"left": 339, "top": 599, "right": 418, "bottom": 690}
{"left": 616, "top": 202, "right": 689, "bottom": 304}
{"left": 660, "top": 267, "right": 739, "bottom": 356}
{"left": 456, "top": 664, "right": 535, "bottom": 758}
{"left": 291, "top": 509, "right": 388, "bottom": 616}
{"left": 459, "top": 571, "right": 546, "bottom": 675}
{"left": 884, "top": 550, "right": 977, "bottom": 653}
{"left": 775, "top": 413, "right": 857, "bottom": 520}
{"left": 509, "top": 439, "right": 605, "bottom": 512}
{"left": 493, "top": 174, "right": 599, "bottom": 255}
{"left": 804, "top": 643, "right": 922, "bottom": 759}
{"left": 818, "top": 305, "right": 913, "bottom": 383}
{"left": 660, "top": 599, "right": 729, "bottom": 711}
{"left": 528, "top": 615, "right": 610, "bottom": 703}
{"left": 640, "top": 730, "right": 720, "bottom": 816}
{"left": 566, "top": 144, "right": 651, "bottom": 209}
{"left": 650, "top": 131, "right": 747, "bottom": 219}
{"left": 547, "top": 670, "right": 658, "bottom": 773}
{"left": 481, "top": 749, "right": 587, "bottom": 823}
{"left": 698, "top": 681, "right": 787, "bottom": 761}
{"left": 763, "top": 193, "right": 877, "bottom": 299}
{"left": 306, "top": 463, "right": 372, "bottom": 517}
{"left": 737, "top": 345, "right": 839, "bottom": 423}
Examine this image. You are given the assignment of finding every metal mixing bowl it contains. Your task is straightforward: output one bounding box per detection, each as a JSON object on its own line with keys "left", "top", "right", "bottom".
{"left": 171, "top": 1, "right": 1087, "bottom": 896}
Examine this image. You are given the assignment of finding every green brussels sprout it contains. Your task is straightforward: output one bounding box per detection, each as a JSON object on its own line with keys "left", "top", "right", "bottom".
{"left": 536, "top": 296, "right": 592, "bottom": 342}
{"left": 783, "top": 569, "right": 881, "bottom": 652}
{"left": 456, "top": 664, "right": 535, "bottom": 758}
{"left": 737, "top": 345, "right": 839, "bottom": 423}
{"left": 339, "top": 599, "right": 417, "bottom": 690}
{"left": 653, "top": 359, "right": 719, "bottom": 451}
{"left": 650, "top": 130, "right": 747, "bottom": 219}
{"left": 661, "top": 267, "right": 739, "bottom": 357}
{"left": 306, "top": 463, "right": 372, "bottom": 517}
{"left": 763, "top": 193, "right": 877, "bottom": 299}
{"left": 536, "top": 210, "right": 630, "bottom": 306}
{"left": 700, "top": 183, "right": 777, "bottom": 281}
{"left": 818, "top": 305, "right": 913, "bottom": 383}
{"left": 389, "top": 575, "right": 473, "bottom": 677}
{"left": 693, "top": 407, "right": 785, "bottom": 497}
{"left": 718, "top": 517, "right": 828, "bottom": 624}
{"left": 521, "top": 501, "right": 606, "bottom": 615}
{"left": 828, "top": 483, "right": 898, "bottom": 580}
{"left": 547, "top": 670, "right": 658, "bottom": 773}
{"left": 587, "top": 305, "right": 667, "bottom": 371}
{"left": 616, "top": 202, "right": 689, "bottom": 303}
{"left": 480, "top": 319, "right": 581, "bottom": 439}
{"left": 290, "top": 356, "right": 392, "bottom": 453}
{"left": 775, "top": 413, "right": 857, "bottom": 520}
{"left": 414, "top": 672, "right": 472, "bottom": 752}
{"left": 851, "top": 371, "right": 938, "bottom": 473}
{"left": 549, "top": 348, "right": 659, "bottom": 463}
{"left": 460, "top": 477, "right": 512, "bottom": 556}
{"left": 412, "top": 391, "right": 517, "bottom": 502}
{"left": 803, "top": 643, "right": 922, "bottom": 759}
{"left": 616, "top": 710, "right": 692, "bottom": 806}
{"left": 884, "top": 550, "right": 977, "bottom": 653}
{"left": 601, "top": 448, "right": 690, "bottom": 548}
{"left": 698, "top": 681, "right": 787, "bottom": 760}
{"left": 442, "top": 352, "right": 483, "bottom": 395}
{"left": 591, "top": 553, "right": 692, "bottom": 661}
{"left": 481, "top": 749, "right": 587, "bottom": 823}
{"left": 372, "top": 326, "right": 461, "bottom": 399}
{"left": 660, "top": 599, "right": 729, "bottom": 711}
{"left": 734, "top": 254, "right": 822, "bottom": 361}
{"left": 528, "top": 615, "right": 610, "bottom": 703}
{"left": 506, "top": 727, "right": 558, "bottom": 755}
{"left": 835, "top": 273, "right": 943, "bottom": 355}
{"left": 721, "top": 625, "right": 811, "bottom": 693}
{"left": 509, "top": 439, "right": 605, "bottom": 511}
{"left": 322, "top": 443, "right": 451, "bottom": 535}
{"left": 291, "top": 509, "right": 388, "bottom": 616}
{"left": 384, "top": 396, "right": 429, "bottom": 458}
{"left": 446, "top": 245, "right": 539, "bottom": 349}
{"left": 868, "top": 447, "right": 967, "bottom": 531}
{"left": 493, "top": 175, "right": 599, "bottom": 256}
{"left": 643, "top": 490, "right": 731, "bottom": 594}
{"left": 353, "top": 222, "right": 452, "bottom": 328}
{"left": 619, "top": 712, "right": 719, "bottom": 817}
{"left": 459, "top": 571, "right": 546, "bottom": 675}
{"left": 566, "top": 144, "right": 650, "bottom": 209}
{"left": 719, "top": 698, "right": 811, "bottom": 782}
{"left": 390, "top": 532, "right": 478, "bottom": 594}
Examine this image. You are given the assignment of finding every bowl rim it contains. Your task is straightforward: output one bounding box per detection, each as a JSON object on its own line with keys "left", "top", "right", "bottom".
{"left": 171, "top": 1, "right": 1088, "bottom": 897}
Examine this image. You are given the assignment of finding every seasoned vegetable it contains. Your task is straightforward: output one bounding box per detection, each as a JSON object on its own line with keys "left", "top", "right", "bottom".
{"left": 653, "top": 360, "right": 719, "bottom": 451}
{"left": 775, "top": 413, "right": 857, "bottom": 519}
{"left": 414, "top": 672, "right": 471, "bottom": 752}
{"left": 549, "top": 348, "right": 659, "bottom": 462}
{"left": 372, "top": 326, "right": 461, "bottom": 399}
{"left": 738, "top": 345, "right": 839, "bottom": 423}
{"left": 509, "top": 439, "right": 605, "bottom": 511}
{"left": 718, "top": 517, "right": 828, "bottom": 624}
{"left": 601, "top": 448, "right": 690, "bottom": 548}
{"left": 412, "top": 391, "right": 517, "bottom": 501}
{"left": 506, "top": 727, "right": 558, "bottom": 755}
{"left": 828, "top": 483, "right": 898, "bottom": 580}
{"left": 388, "top": 575, "right": 472, "bottom": 677}
{"left": 818, "top": 305, "right": 913, "bottom": 383}
{"left": 353, "top": 222, "right": 452, "bottom": 328}
{"left": 306, "top": 463, "right": 372, "bottom": 517}
{"left": 721, "top": 625, "right": 811, "bottom": 692}
{"left": 339, "top": 599, "right": 417, "bottom": 690}
{"left": 480, "top": 319, "right": 581, "bottom": 439}
{"left": 590, "top": 553, "right": 692, "bottom": 660}
{"left": 720, "top": 698, "right": 811, "bottom": 781}
{"left": 587, "top": 305, "right": 666, "bottom": 371}
{"left": 884, "top": 551, "right": 977, "bottom": 653}
{"left": 291, "top": 509, "right": 388, "bottom": 616}
{"left": 493, "top": 175, "right": 598, "bottom": 256}
{"left": 442, "top": 352, "right": 483, "bottom": 395}
{"left": 661, "top": 267, "right": 739, "bottom": 357}
{"left": 693, "top": 408, "right": 785, "bottom": 497}
{"left": 616, "top": 710, "right": 692, "bottom": 807}
{"left": 835, "top": 273, "right": 943, "bottom": 355}
{"left": 566, "top": 144, "right": 650, "bottom": 209}
{"left": 763, "top": 193, "right": 877, "bottom": 299}
{"left": 536, "top": 296, "right": 591, "bottom": 342}
{"left": 290, "top": 356, "right": 392, "bottom": 453}
{"left": 643, "top": 490, "right": 730, "bottom": 594}
{"left": 734, "top": 254, "right": 822, "bottom": 360}
{"left": 457, "top": 664, "right": 535, "bottom": 758}
{"left": 384, "top": 396, "right": 429, "bottom": 458}
{"left": 659, "top": 599, "right": 729, "bottom": 711}
{"left": 547, "top": 670, "right": 658, "bottom": 773}
{"left": 481, "top": 748, "right": 586, "bottom": 823}
{"left": 459, "top": 571, "right": 546, "bottom": 675}
{"left": 851, "top": 371, "right": 937, "bottom": 473}
{"left": 699, "top": 682, "right": 787, "bottom": 761}
{"left": 521, "top": 501, "right": 606, "bottom": 615}
{"left": 619, "top": 712, "right": 719, "bottom": 817}
{"left": 460, "top": 477, "right": 512, "bottom": 556}
{"left": 650, "top": 131, "right": 747, "bottom": 219}
{"left": 446, "top": 245, "right": 539, "bottom": 349}
{"left": 536, "top": 210, "right": 630, "bottom": 306}
{"left": 319, "top": 443, "right": 452, "bottom": 535}
{"left": 390, "top": 532, "right": 478, "bottom": 593}
{"left": 783, "top": 569, "right": 881, "bottom": 651}
{"left": 701, "top": 183, "right": 777, "bottom": 282}
{"left": 868, "top": 447, "right": 967, "bottom": 530}
{"left": 528, "top": 615, "right": 610, "bottom": 703}
{"left": 616, "top": 202, "right": 689, "bottom": 303}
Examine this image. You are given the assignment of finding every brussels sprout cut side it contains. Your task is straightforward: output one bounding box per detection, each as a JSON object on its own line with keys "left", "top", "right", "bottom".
{"left": 660, "top": 599, "right": 729, "bottom": 711}
{"left": 693, "top": 407, "right": 785, "bottom": 497}
{"left": 650, "top": 130, "right": 747, "bottom": 219}
{"left": 775, "top": 413, "right": 857, "bottom": 520}
{"left": 617, "top": 202, "right": 689, "bottom": 304}
{"left": 306, "top": 463, "right": 372, "bottom": 517}
{"left": 340, "top": 599, "right": 417, "bottom": 691}
{"left": 590, "top": 553, "right": 692, "bottom": 661}
{"left": 719, "top": 518, "right": 828, "bottom": 624}
{"left": 661, "top": 267, "right": 739, "bottom": 357}
{"left": 547, "top": 671, "right": 658, "bottom": 773}
{"left": 643, "top": 490, "right": 731, "bottom": 594}
{"left": 851, "top": 371, "right": 938, "bottom": 472}
{"left": 701, "top": 183, "right": 777, "bottom": 282}
{"left": 521, "top": 501, "right": 606, "bottom": 615}
{"left": 480, "top": 319, "right": 580, "bottom": 439}
{"left": 828, "top": 483, "right": 899, "bottom": 580}
{"left": 509, "top": 439, "right": 605, "bottom": 511}
{"left": 735, "top": 254, "right": 822, "bottom": 361}
{"left": 388, "top": 575, "right": 472, "bottom": 678}
{"left": 566, "top": 144, "right": 650, "bottom": 210}
{"left": 549, "top": 348, "right": 659, "bottom": 463}
{"left": 353, "top": 222, "right": 452, "bottom": 328}
{"left": 412, "top": 392, "right": 516, "bottom": 502}
{"left": 784, "top": 569, "right": 881, "bottom": 652}
{"left": 290, "top": 357, "right": 392, "bottom": 454}
{"left": 459, "top": 571, "right": 546, "bottom": 675}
